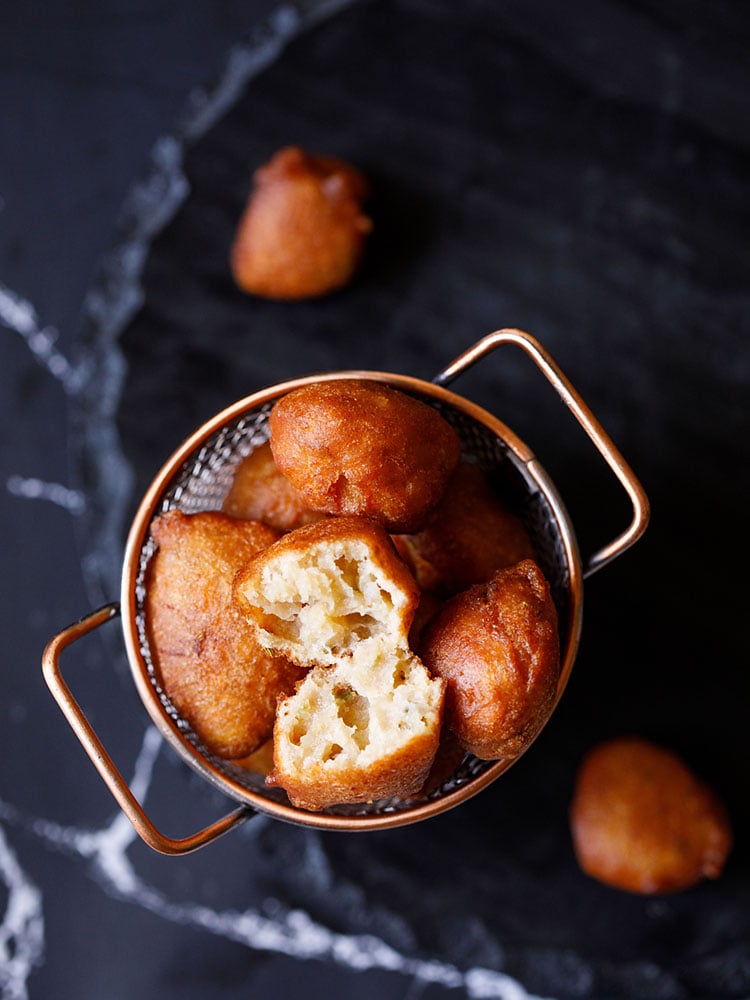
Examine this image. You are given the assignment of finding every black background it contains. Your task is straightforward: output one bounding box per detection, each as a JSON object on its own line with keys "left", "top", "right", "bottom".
{"left": 2, "top": 2, "right": 748, "bottom": 998}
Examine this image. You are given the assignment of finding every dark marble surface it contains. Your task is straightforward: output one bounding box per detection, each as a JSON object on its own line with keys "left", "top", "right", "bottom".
{"left": 2, "top": 2, "right": 749, "bottom": 998}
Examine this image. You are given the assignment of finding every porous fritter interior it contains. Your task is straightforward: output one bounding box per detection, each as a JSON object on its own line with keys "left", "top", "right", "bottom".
{"left": 235, "top": 518, "right": 445, "bottom": 809}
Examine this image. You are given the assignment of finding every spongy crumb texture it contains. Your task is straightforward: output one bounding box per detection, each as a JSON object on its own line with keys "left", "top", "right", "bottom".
{"left": 234, "top": 516, "right": 445, "bottom": 809}
{"left": 235, "top": 516, "right": 421, "bottom": 666}
{"left": 269, "top": 652, "right": 444, "bottom": 810}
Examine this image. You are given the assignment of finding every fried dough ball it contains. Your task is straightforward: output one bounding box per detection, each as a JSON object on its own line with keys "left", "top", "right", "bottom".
{"left": 570, "top": 737, "right": 733, "bottom": 894}
{"left": 222, "top": 441, "right": 324, "bottom": 531}
{"left": 419, "top": 559, "right": 560, "bottom": 760}
{"left": 230, "top": 146, "right": 372, "bottom": 300}
{"left": 145, "top": 510, "right": 304, "bottom": 759}
{"left": 269, "top": 380, "right": 462, "bottom": 533}
{"left": 393, "top": 461, "right": 535, "bottom": 596}
{"left": 234, "top": 516, "right": 445, "bottom": 810}
{"left": 267, "top": 653, "right": 444, "bottom": 811}
{"left": 234, "top": 516, "right": 421, "bottom": 664}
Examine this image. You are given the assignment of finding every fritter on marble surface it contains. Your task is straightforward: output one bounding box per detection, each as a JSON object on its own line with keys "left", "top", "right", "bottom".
{"left": 570, "top": 737, "right": 733, "bottom": 894}
{"left": 230, "top": 145, "right": 371, "bottom": 300}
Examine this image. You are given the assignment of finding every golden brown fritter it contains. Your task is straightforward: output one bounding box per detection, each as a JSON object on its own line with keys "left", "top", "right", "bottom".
{"left": 222, "top": 441, "right": 324, "bottom": 531}
{"left": 234, "top": 516, "right": 444, "bottom": 810}
{"left": 269, "top": 380, "right": 462, "bottom": 533}
{"left": 230, "top": 146, "right": 372, "bottom": 300}
{"left": 393, "top": 461, "right": 535, "bottom": 596}
{"left": 570, "top": 737, "right": 733, "bottom": 894}
{"left": 266, "top": 696, "right": 444, "bottom": 812}
{"left": 419, "top": 559, "right": 560, "bottom": 760}
{"left": 234, "top": 516, "right": 422, "bottom": 667}
{"left": 145, "top": 510, "right": 304, "bottom": 759}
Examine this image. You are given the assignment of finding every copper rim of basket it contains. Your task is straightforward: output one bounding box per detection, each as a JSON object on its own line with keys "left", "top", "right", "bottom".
{"left": 120, "top": 369, "right": 583, "bottom": 832}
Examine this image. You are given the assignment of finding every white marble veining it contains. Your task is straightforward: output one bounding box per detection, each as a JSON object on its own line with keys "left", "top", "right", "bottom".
{"left": 3, "top": 0, "right": 748, "bottom": 993}
{"left": 1, "top": 726, "right": 548, "bottom": 1000}
{"left": 0, "top": 282, "right": 83, "bottom": 395}
{"left": 5, "top": 477, "right": 85, "bottom": 516}
{"left": 0, "top": 828, "right": 44, "bottom": 1000}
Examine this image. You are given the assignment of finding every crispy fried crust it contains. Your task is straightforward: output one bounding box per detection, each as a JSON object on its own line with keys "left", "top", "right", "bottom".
{"left": 419, "top": 559, "right": 560, "bottom": 760}
{"left": 269, "top": 380, "right": 462, "bottom": 532}
{"left": 144, "top": 510, "right": 304, "bottom": 759}
{"left": 570, "top": 737, "right": 733, "bottom": 894}
{"left": 393, "top": 461, "right": 535, "bottom": 596}
{"left": 230, "top": 146, "right": 372, "bottom": 300}
{"left": 266, "top": 718, "right": 443, "bottom": 812}
{"left": 222, "top": 441, "right": 324, "bottom": 531}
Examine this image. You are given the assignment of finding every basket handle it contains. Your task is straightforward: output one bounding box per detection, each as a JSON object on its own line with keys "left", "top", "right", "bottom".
{"left": 433, "top": 328, "right": 650, "bottom": 578}
{"left": 42, "top": 603, "right": 254, "bottom": 855}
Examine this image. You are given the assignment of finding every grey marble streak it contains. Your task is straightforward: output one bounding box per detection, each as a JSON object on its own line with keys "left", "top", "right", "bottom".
{"left": 0, "top": 720, "right": 550, "bottom": 1000}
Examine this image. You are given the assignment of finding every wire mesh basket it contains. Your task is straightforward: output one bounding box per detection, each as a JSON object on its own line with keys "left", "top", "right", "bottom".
{"left": 43, "top": 330, "right": 649, "bottom": 853}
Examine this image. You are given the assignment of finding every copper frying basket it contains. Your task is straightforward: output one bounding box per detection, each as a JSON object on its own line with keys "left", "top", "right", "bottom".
{"left": 43, "top": 330, "right": 649, "bottom": 854}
